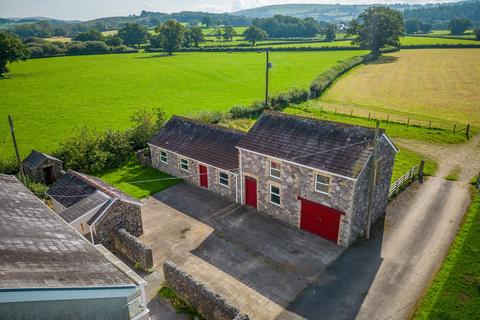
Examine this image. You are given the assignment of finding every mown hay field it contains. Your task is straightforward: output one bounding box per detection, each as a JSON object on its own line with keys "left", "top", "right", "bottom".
{"left": 316, "top": 49, "right": 480, "bottom": 127}
{"left": 0, "top": 50, "right": 367, "bottom": 159}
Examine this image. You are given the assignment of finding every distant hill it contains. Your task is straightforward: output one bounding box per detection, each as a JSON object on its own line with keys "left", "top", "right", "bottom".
{"left": 234, "top": 1, "right": 479, "bottom": 23}
{"left": 234, "top": 3, "right": 417, "bottom": 22}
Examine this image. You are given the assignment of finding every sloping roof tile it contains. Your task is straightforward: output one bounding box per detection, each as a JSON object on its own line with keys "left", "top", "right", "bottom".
{"left": 149, "top": 116, "right": 246, "bottom": 170}
{"left": 22, "top": 150, "right": 62, "bottom": 169}
{"left": 237, "top": 111, "right": 384, "bottom": 178}
{"left": 58, "top": 192, "right": 110, "bottom": 223}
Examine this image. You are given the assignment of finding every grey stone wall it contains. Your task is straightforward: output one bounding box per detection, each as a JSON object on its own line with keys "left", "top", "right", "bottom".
{"left": 135, "top": 148, "right": 151, "bottom": 167}
{"left": 348, "top": 136, "right": 396, "bottom": 245}
{"left": 163, "top": 261, "right": 249, "bottom": 320}
{"left": 24, "top": 159, "right": 63, "bottom": 185}
{"left": 93, "top": 201, "right": 143, "bottom": 250}
{"left": 240, "top": 149, "right": 355, "bottom": 245}
{"left": 113, "top": 228, "right": 153, "bottom": 271}
{"left": 150, "top": 145, "right": 238, "bottom": 202}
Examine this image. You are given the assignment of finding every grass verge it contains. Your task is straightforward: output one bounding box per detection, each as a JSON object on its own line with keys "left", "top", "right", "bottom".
{"left": 445, "top": 166, "right": 462, "bottom": 181}
{"left": 97, "top": 160, "right": 181, "bottom": 199}
{"left": 413, "top": 192, "right": 480, "bottom": 319}
{"left": 284, "top": 105, "right": 468, "bottom": 144}
{"left": 392, "top": 148, "right": 437, "bottom": 183}
{"left": 158, "top": 286, "right": 206, "bottom": 320}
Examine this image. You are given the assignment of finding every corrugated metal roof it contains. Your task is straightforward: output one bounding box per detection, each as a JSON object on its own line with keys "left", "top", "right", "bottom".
{"left": 22, "top": 150, "right": 62, "bottom": 169}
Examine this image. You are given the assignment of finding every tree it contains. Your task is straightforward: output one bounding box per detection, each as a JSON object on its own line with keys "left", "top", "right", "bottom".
{"left": 190, "top": 27, "right": 205, "bottom": 47}
{"left": 242, "top": 26, "right": 267, "bottom": 46}
{"left": 128, "top": 107, "right": 166, "bottom": 150}
{"left": 104, "top": 34, "right": 123, "bottom": 47}
{"left": 448, "top": 18, "right": 472, "bottom": 35}
{"left": 202, "top": 16, "right": 213, "bottom": 28}
{"left": 0, "top": 32, "right": 30, "bottom": 77}
{"left": 74, "top": 29, "right": 104, "bottom": 42}
{"left": 347, "top": 6, "right": 404, "bottom": 54}
{"left": 405, "top": 19, "right": 420, "bottom": 34}
{"left": 155, "top": 20, "right": 186, "bottom": 55}
{"left": 222, "top": 26, "right": 237, "bottom": 42}
{"left": 118, "top": 23, "right": 149, "bottom": 48}
{"left": 189, "top": 20, "right": 200, "bottom": 28}
{"left": 325, "top": 23, "right": 337, "bottom": 42}
{"left": 419, "top": 22, "right": 432, "bottom": 34}
{"left": 213, "top": 27, "right": 223, "bottom": 42}
{"left": 474, "top": 28, "right": 480, "bottom": 40}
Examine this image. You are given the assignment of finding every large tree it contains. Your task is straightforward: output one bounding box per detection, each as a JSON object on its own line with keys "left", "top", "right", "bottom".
{"left": 242, "top": 26, "right": 267, "bottom": 46}
{"left": 448, "top": 18, "right": 472, "bottom": 35}
{"left": 155, "top": 20, "right": 186, "bottom": 55}
{"left": 347, "top": 6, "right": 404, "bottom": 54}
{"left": 405, "top": 19, "right": 420, "bottom": 34}
{"left": 118, "top": 23, "right": 149, "bottom": 48}
{"left": 74, "top": 29, "right": 104, "bottom": 42}
{"left": 324, "top": 23, "right": 337, "bottom": 42}
{"left": 202, "top": 16, "right": 213, "bottom": 28}
{"left": 222, "top": 26, "right": 237, "bottom": 42}
{"left": 189, "top": 27, "right": 205, "bottom": 47}
{"left": 475, "top": 28, "right": 480, "bottom": 40}
{"left": 0, "top": 32, "right": 30, "bottom": 77}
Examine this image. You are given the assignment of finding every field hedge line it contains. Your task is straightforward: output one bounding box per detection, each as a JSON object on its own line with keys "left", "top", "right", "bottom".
{"left": 145, "top": 46, "right": 365, "bottom": 53}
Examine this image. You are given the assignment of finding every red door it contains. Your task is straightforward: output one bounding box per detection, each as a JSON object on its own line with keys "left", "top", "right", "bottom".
{"left": 299, "top": 197, "right": 343, "bottom": 243}
{"left": 245, "top": 176, "right": 257, "bottom": 209}
{"left": 199, "top": 165, "right": 208, "bottom": 188}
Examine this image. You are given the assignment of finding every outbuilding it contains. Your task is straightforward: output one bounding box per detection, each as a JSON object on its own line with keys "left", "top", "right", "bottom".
{"left": 22, "top": 150, "right": 63, "bottom": 185}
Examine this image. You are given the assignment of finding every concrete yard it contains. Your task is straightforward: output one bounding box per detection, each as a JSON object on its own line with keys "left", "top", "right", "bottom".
{"left": 140, "top": 183, "right": 344, "bottom": 319}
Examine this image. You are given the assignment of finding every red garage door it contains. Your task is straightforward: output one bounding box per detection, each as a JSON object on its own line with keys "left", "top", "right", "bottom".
{"left": 299, "top": 197, "right": 343, "bottom": 243}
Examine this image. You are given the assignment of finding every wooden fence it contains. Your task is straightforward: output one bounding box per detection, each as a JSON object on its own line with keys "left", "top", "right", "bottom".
{"left": 389, "top": 164, "right": 420, "bottom": 199}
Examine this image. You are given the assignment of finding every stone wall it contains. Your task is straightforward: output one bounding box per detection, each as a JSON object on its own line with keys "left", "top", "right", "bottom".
{"left": 24, "top": 158, "right": 63, "bottom": 185}
{"left": 163, "top": 261, "right": 249, "bottom": 320}
{"left": 349, "top": 136, "right": 396, "bottom": 245}
{"left": 240, "top": 149, "right": 355, "bottom": 245}
{"left": 150, "top": 145, "right": 238, "bottom": 202}
{"left": 135, "top": 148, "right": 152, "bottom": 167}
{"left": 113, "top": 228, "right": 153, "bottom": 271}
{"left": 93, "top": 201, "right": 143, "bottom": 250}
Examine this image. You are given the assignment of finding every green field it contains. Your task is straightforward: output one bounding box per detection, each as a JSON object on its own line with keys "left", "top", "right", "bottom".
{"left": 414, "top": 193, "right": 480, "bottom": 319}
{"left": 0, "top": 50, "right": 367, "bottom": 160}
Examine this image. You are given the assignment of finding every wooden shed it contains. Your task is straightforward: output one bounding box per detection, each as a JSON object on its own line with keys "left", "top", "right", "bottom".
{"left": 22, "top": 150, "right": 63, "bottom": 185}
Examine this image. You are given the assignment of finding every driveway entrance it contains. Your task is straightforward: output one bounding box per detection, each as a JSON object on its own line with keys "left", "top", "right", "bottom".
{"left": 140, "top": 183, "right": 344, "bottom": 319}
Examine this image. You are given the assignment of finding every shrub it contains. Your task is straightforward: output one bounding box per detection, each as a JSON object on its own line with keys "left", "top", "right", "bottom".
{"left": 0, "top": 157, "right": 19, "bottom": 175}
{"left": 84, "top": 41, "right": 110, "bottom": 53}
{"left": 24, "top": 177, "right": 48, "bottom": 199}
{"left": 474, "top": 28, "right": 480, "bottom": 41}
{"left": 127, "top": 107, "right": 166, "bottom": 150}
{"left": 110, "top": 45, "right": 137, "bottom": 53}
{"left": 192, "top": 110, "right": 228, "bottom": 124}
{"left": 66, "top": 42, "right": 87, "bottom": 55}
{"left": 27, "top": 46, "right": 44, "bottom": 58}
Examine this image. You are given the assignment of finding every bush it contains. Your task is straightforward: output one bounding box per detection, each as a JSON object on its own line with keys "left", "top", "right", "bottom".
{"left": 66, "top": 42, "right": 87, "bottom": 54}
{"left": 310, "top": 54, "right": 376, "bottom": 98}
{"left": 66, "top": 41, "right": 109, "bottom": 55}
{"left": 192, "top": 110, "right": 229, "bottom": 124}
{"left": 24, "top": 177, "right": 48, "bottom": 199}
{"left": 474, "top": 28, "right": 480, "bottom": 41}
{"left": 0, "top": 157, "right": 19, "bottom": 175}
{"left": 110, "top": 45, "right": 137, "bottom": 53}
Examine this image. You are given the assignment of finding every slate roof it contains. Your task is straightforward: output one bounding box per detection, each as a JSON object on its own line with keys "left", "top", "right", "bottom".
{"left": 149, "top": 116, "right": 246, "bottom": 170}
{"left": 47, "top": 170, "right": 142, "bottom": 209}
{"left": 58, "top": 191, "right": 110, "bottom": 223}
{"left": 22, "top": 150, "right": 62, "bottom": 169}
{"left": 237, "top": 111, "right": 386, "bottom": 179}
{"left": 0, "top": 174, "right": 135, "bottom": 289}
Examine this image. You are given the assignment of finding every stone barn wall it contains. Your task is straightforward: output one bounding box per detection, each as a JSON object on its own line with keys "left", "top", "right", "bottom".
{"left": 113, "top": 228, "right": 153, "bottom": 271}
{"left": 93, "top": 201, "right": 143, "bottom": 250}
{"left": 163, "top": 261, "right": 249, "bottom": 320}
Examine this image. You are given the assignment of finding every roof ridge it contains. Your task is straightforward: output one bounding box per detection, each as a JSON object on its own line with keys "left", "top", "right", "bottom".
{"left": 67, "top": 170, "right": 115, "bottom": 199}
{"left": 171, "top": 115, "right": 246, "bottom": 135}
{"left": 262, "top": 110, "right": 384, "bottom": 133}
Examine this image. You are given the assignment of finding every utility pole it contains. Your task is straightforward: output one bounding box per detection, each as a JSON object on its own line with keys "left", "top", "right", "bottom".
{"left": 265, "top": 49, "right": 272, "bottom": 109}
{"left": 365, "top": 121, "right": 380, "bottom": 240}
{"left": 8, "top": 115, "right": 25, "bottom": 184}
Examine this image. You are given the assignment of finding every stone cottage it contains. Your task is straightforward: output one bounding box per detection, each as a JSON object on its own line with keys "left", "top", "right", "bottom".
{"left": 47, "top": 170, "right": 144, "bottom": 249}
{"left": 148, "top": 116, "right": 245, "bottom": 202}
{"left": 149, "top": 112, "right": 398, "bottom": 247}
{"left": 22, "top": 150, "right": 63, "bottom": 185}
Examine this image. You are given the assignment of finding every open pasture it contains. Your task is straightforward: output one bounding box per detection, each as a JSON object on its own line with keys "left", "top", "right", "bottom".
{"left": 316, "top": 49, "right": 480, "bottom": 127}
{"left": 0, "top": 50, "right": 367, "bottom": 159}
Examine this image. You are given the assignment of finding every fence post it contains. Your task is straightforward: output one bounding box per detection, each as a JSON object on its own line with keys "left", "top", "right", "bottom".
{"left": 453, "top": 123, "right": 456, "bottom": 134}
{"left": 419, "top": 160, "right": 425, "bottom": 184}
{"left": 429, "top": 121, "right": 432, "bottom": 129}
{"left": 335, "top": 107, "right": 337, "bottom": 114}
{"left": 407, "top": 118, "right": 410, "bottom": 127}
{"left": 368, "top": 112, "right": 371, "bottom": 121}
{"left": 387, "top": 115, "right": 389, "bottom": 124}
{"left": 466, "top": 124, "right": 470, "bottom": 140}
{"left": 350, "top": 109, "right": 353, "bottom": 117}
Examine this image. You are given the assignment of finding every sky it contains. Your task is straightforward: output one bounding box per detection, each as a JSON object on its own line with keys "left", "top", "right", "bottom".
{"left": 0, "top": 0, "right": 460, "bottom": 21}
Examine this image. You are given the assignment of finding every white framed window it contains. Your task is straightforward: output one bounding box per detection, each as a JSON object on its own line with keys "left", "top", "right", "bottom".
{"left": 270, "top": 161, "right": 281, "bottom": 179}
{"left": 218, "top": 172, "right": 229, "bottom": 187}
{"left": 315, "top": 174, "right": 330, "bottom": 194}
{"left": 160, "top": 151, "right": 168, "bottom": 164}
{"left": 270, "top": 184, "right": 281, "bottom": 206}
{"left": 180, "top": 158, "right": 189, "bottom": 172}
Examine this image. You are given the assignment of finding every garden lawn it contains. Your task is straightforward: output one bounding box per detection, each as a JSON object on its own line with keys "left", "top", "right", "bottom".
{"left": 317, "top": 49, "right": 480, "bottom": 127}
{"left": 413, "top": 193, "right": 480, "bottom": 319}
{"left": 0, "top": 50, "right": 367, "bottom": 160}
{"left": 97, "top": 160, "right": 181, "bottom": 199}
